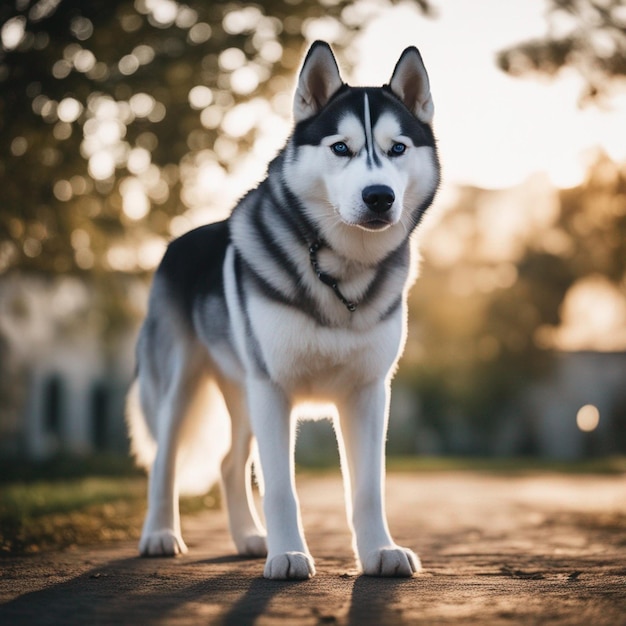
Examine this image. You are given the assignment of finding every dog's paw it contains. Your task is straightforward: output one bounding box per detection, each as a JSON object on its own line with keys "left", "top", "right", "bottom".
{"left": 263, "top": 552, "right": 316, "bottom": 580}
{"left": 362, "top": 546, "right": 421, "bottom": 577}
{"left": 235, "top": 533, "right": 268, "bottom": 558}
{"left": 139, "top": 529, "right": 188, "bottom": 557}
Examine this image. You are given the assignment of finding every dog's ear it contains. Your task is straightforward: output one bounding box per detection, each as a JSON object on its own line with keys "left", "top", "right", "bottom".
{"left": 388, "top": 47, "right": 434, "bottom": 124}
{"left": 294, "top": 41, "right": 344, "bottom": 123}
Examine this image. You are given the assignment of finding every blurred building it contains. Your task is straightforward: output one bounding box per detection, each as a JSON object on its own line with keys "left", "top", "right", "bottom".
{"left": 0, "top": 274, "right": 137, "bottom": 459}
{"left": 523, "top": 351, "right": 626, "bottom": 459}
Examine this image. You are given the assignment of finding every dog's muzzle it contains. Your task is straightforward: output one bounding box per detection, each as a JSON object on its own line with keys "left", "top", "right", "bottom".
{"left": 360, "top": 185, "right": 395, "bottom": 230}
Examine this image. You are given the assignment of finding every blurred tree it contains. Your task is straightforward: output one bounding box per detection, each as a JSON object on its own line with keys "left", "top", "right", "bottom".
{"left": 398, "top": 0, "right": 626, "bottom": 453}
{"left": 403, "top": 155, "right": 626, "bottom": 454}
{"left": 0, "top": 0, "right": 433, "bottom": 281}
{"left": 497, "top": 0, "right": 626, "bottom": 103}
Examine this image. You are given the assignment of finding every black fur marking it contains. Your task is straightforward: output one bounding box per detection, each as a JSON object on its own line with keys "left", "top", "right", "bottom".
{"left": 233, "top": 250, "right": 269, "bottom": 376}
{"left": 246, "top": 177, "right": 334, "bottom": 325}
{"left": 381, "top": 294, "right": 402, "bottom": 321}
{"left": 249, "top": 192, "right": 302, "bottom": 298}
{"left": 157, "top": 221, "right": 230, "bottom": 324}
{"left": 363, "top": 242, "right": 408, "bottom": 309}
{"left": 275, "top": 178, "right": 320, "bottom": 245}
{"left": 239, "top": 255, "right": 294, "bottom": 309}
{"left": 293, "top": 87, "right": 436, "bottom": 152}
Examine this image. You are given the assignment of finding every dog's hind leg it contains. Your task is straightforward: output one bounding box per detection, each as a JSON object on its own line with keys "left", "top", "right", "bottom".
{"left": 138, "top": 347, "right": 206, "bottom": 557}
{"left": 219, "top": 379, "right": 267, "bottom": 557}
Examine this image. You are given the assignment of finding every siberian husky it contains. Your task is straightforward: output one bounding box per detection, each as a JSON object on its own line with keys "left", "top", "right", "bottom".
{"left": 127, "top": 40, "right": 440, "bottom": 579}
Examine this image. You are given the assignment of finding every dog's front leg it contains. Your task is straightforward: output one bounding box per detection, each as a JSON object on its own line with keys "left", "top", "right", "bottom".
{"left": 247, "top": 377, "right": 315, "bottom": 580}
{"left": 337, "top": 382, "right": 421, "bottom": 577}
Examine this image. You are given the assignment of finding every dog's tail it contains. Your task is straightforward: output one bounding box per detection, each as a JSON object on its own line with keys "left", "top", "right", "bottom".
{"left": 125, "top": 379, "right": 157, "bottom": 472}
{"left": 125, "top": 377, "right": 231, "bottom": 496}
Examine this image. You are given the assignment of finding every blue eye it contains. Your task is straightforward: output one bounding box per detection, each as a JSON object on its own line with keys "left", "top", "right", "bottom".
{"left": 331, "top": 142, "right": 351, "bottom": 156}
{"left": 389, "top": 143, "right": 406, "bottom": 156}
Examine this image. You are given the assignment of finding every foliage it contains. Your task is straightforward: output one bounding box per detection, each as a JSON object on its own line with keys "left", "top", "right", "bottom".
{"left": 0, "top": 0, "right": 434, "bottom": 277}
{"left": 497, "top": 0, "right": 626, "bottom": 103}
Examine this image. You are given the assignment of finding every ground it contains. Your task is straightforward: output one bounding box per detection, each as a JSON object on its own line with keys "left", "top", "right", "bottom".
{"left": 1, "top": 471, "right": 625, "bottom": 625}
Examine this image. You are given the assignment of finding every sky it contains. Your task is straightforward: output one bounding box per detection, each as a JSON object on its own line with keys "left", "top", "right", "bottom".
{"left": 348, "top": 0, "right": 626, "bottom": 190}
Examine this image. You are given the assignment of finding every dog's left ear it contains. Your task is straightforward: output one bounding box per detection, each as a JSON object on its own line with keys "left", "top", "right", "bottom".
{"left": 294, "top": 41, "right": 344, "bottom": 123}
{"left": 388, "top": 47, "right": 434, "bottom": 125}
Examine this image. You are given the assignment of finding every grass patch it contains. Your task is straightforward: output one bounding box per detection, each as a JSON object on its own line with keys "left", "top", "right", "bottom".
{"left": 0, "top": 460, "right": 220, "bottom": 555}
{"left": 386, "top": 455, "right": 626, "bottom": 475}
{"left": 296, "top": 455, "right": 626, "bottom": 475}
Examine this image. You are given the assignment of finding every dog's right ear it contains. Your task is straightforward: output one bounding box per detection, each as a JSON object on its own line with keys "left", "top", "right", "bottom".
{"left": 293, "top": 41, "right": 344, "bottom": 123}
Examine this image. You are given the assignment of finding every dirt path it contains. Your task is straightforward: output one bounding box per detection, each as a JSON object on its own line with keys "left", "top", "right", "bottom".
{"left": 1, "top": 472, "right": 625, "bottom": 625}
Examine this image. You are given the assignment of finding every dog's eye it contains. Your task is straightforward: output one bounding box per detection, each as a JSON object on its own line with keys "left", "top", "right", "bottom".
{"left": 389, "top": 143, "right": 407, "bottom": 156}
{"left": 331, "top": 142, "right": 351, "bottom": 157}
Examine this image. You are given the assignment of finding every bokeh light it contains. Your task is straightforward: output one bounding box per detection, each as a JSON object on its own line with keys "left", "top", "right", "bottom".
{"left": 576, "top": 405, "right": 600, "bottom": 432}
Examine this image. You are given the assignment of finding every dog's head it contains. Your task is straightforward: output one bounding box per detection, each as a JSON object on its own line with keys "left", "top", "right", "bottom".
{"left": 284, "top": 41, "right": 439, "bottom": 254}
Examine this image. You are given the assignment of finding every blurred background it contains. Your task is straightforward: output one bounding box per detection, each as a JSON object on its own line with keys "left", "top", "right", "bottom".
{"left": 1, "top": 0, "right": 625, "bottom": 468}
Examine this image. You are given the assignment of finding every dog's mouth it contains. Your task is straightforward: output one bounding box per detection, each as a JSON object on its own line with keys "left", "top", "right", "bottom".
{"left": 357, "top": 217, "right": 393, "bottom": 232}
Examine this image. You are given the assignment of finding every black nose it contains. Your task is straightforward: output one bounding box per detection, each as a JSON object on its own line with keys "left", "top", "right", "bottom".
{"left": 362, "top": 185, "right": 395, "bottom": 213}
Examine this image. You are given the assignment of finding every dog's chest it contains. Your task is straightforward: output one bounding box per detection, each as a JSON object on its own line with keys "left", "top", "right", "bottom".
{"left": 248, "top": 297, "right": 404, "bottom": 397}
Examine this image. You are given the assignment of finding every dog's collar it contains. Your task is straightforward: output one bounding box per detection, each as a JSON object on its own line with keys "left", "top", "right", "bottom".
{"left": 309, "top": 239, "right": 357, "bottom": 313}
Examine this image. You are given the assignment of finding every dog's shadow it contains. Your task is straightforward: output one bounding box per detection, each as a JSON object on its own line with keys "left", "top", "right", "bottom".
{"left": 0, "top": 554, "right": 416, "bottom": 626}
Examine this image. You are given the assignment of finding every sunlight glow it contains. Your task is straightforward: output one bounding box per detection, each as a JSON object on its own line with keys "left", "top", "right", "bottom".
{"left": 352, "top": 0, "right": 626, "bottom": 190}
{"left": 137, "top": 237, "right": 166, "bottom": 270}
{"left": 536, "top": 275, "right": 626, "bottom": 352}
{"left": 302, "top": 16, "right": 345, "bottom": 44}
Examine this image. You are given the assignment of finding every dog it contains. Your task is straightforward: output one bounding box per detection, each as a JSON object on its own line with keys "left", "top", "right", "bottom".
{"left": 126, "top": 40, "right": 440, "bottom": 580}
